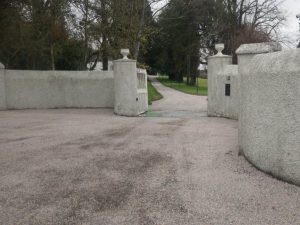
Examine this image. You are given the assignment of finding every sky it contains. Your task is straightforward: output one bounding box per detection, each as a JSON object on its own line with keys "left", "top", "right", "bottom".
{"left": 281, "top": 0, "right": 299, "bottom": 47}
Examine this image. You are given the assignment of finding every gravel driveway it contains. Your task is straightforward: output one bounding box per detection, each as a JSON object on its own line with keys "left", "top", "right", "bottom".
{"left": 0, "top": 79, "right": 299, "bottom": 225}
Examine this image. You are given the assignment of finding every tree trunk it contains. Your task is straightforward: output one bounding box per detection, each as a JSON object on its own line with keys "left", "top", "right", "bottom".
{"left": 83, "top": 0, "right": 89, "bottom": 70}
{"left": 174, "top": 72, "right": 183, "bottom": 83}
{"left": 186, "top": 54, "right": 190, "bottom": 85}
{"left": 134, "top": 0, "right": 146, "bottom": 59}
{"left": 90, "top": 51, "right": 100, "bottom": 71}
{"left": 190, "top": 76, "right": 196, "bottom": 86}
{"left": 101, "top": 0, "right": 108, "bottom": 71}
{"left": 50, "top": 43, "right": 55, "bottom": 70}
{"left": 102, "top": 38, "right": 108, "bottom": 71}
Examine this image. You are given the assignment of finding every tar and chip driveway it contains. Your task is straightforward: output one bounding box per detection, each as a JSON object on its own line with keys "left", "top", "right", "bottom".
{"left": 0, "top": 79, "right": 299, "bottom": 225}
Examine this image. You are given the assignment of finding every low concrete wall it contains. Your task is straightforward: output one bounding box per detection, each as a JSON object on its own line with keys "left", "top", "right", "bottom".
{"left": 3, "top": 70, "right": 114, "bottom": 109}
{"left": 0, "top": 50, "right": 148, "bottom": 116}
{"left": 240, "top": 49, "right": 300, "bottom": 185}
{"left": 215, "top": 65, "right": 239, "bottom": 119}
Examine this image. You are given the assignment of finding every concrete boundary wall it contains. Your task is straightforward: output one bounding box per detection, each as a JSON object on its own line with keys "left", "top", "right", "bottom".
{"left": 208, "top": 43, "right": 300, "bottom": 186}
{"left": 2, "top": 70, "right": 114, "bottom": 109}
{"left": 208, "top": 42, "right": 282, "bottom": 120}
{"left": 236, "top": 43, "right": 282, "bottom": 156}
{"left": 0, "top": 49, "right": 148, "bottom": 116}
{"left": 240, "top": 49, "right": 300, "bottom": 186}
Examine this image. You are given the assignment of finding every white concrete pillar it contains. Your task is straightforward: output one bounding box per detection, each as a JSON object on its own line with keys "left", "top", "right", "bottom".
{"left": 0, "top": 62, "right": 6, "bottom": 110}
{"left": 236, "top": 42, "right": 282, "bottom": 155}
{"left": 207, "top": 44, "right": 232, "bottom": 116}
{"left": 114, "top": 49, "right": 139, "bottom": 116}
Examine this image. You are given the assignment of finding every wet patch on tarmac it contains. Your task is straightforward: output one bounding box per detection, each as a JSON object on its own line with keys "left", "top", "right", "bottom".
{"left": 145, "top": 110, "right": 207, "bottom": 118}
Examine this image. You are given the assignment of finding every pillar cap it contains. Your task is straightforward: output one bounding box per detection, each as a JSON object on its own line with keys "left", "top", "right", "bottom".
{"left": 114, "top": 59, "right": 136, "bottom": 63}
{"left": 114, "top": 49, "right": 136, "bottom": 62}
{"left": 208, "top": 54, "right": 232, "bottom": 61}
{"left": 0, "top": 62, "right": 5, "bottom": 69}
{"left": 236, "top": 42, "right": 282, "bottom": 55}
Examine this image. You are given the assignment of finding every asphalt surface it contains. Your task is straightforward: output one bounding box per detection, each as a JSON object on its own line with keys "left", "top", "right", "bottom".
{"left": 0, "top": 79, "right": 299, "bottom": 225}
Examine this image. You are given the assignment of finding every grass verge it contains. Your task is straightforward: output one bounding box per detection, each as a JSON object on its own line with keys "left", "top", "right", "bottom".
{"left": 148, "top": 81, "right": 163, "bottom": 105}
{"left": 157, "top": 76, "right": 207, "bottom": 96}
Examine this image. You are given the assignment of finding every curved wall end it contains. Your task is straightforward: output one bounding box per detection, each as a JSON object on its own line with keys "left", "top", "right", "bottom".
{"left": 240, "top": 49, "right": 300, "bottom": 186}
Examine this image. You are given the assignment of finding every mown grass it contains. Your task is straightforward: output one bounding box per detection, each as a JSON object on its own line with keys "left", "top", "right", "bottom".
{"left": 158, "top": 76, "right": 208, "bottom": 96}
{"left": 148, "top": 81, "right": 163, "bottom": 105}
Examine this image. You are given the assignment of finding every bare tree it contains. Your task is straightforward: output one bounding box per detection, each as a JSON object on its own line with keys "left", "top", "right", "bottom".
{"left": 219, "top": 0, "right": 285, "bottom": 60}
{"left": 134, "top": 0, "right": 169, "bottom": 59}
{"left": 72, "top": 0, "right": 97, "bottom": 69}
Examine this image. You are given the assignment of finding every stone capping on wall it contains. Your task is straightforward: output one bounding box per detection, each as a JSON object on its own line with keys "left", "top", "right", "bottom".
{"left": 208, "top": 55, "right": 232, "bottom": 59}
{"left": 236, "top": 42, "right": 282, "bottom": 55}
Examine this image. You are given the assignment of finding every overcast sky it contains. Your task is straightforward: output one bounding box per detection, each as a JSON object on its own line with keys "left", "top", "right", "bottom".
{"left": 281, "top": 0, "right": 299, "bottom": 47}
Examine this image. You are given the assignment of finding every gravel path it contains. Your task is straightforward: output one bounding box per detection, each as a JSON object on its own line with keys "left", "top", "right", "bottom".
{"left": 0, "top": 79, "right": 299, "bottom": 225}
{"left": 149, "top": 76, "right": 207, "bottom": 113}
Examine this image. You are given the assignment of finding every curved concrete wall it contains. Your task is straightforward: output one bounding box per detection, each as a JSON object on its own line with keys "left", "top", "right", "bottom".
{"left": 4, "top": 70, "right": 114, "bottom": 109}
{"left": 240, "top": 49, "right": 300, "bottom": 185}
{"left": 237, "top": 42, "right": 282, "bottom": 155}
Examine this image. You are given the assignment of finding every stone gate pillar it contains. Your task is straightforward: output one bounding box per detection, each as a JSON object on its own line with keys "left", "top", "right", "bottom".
{"left": 0, "top": 62, "right": 6, "bottom": 110}
{"left": 113, "top": 49, "right": 139, "bottom": 116}
{"left": 207, "top": 44, "right": 232, "bottom": 116}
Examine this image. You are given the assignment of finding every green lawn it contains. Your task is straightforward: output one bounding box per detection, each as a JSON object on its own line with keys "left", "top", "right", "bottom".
{"left": 158, "top": 76, "right": 208, "bottom": 96}
{"left": 148, "top": 81, "right": 163, "bottom": 105}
